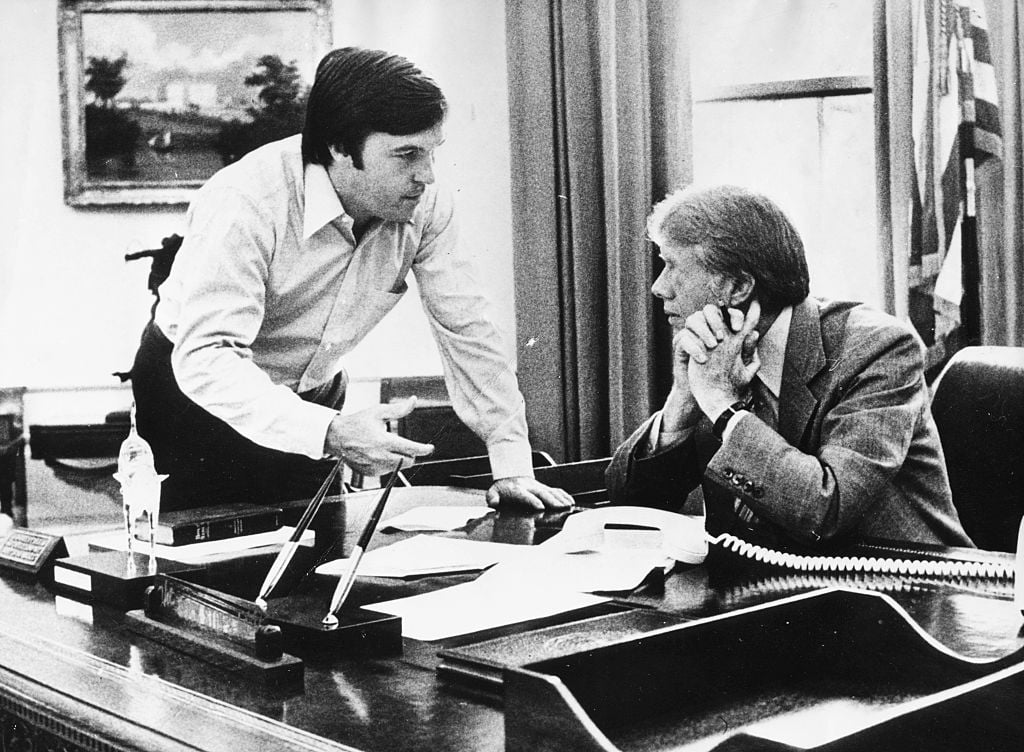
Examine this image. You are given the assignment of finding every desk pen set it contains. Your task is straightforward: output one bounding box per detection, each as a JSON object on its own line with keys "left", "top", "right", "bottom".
{"left": 123, "top": 460, "right": 402, "bottom": 687}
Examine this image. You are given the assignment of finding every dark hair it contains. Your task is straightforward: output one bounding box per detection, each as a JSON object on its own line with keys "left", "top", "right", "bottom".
{"left": 647, "top": 184, "right": 810, "bottom": 309}
{"left": 302, "top": 47, "right": 447, "bottom": 168}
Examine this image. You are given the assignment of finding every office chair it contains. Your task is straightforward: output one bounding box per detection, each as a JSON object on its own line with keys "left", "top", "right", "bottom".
{"left": 930, "top": 346, "right": 1024, "bottom": 552}
{"left": 379, "top": 375, "right": 487, "bottom": 461}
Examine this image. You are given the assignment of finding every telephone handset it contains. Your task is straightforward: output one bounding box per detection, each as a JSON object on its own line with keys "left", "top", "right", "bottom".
{"left": 542, "top": 506, "right": 709, "bottom": 565}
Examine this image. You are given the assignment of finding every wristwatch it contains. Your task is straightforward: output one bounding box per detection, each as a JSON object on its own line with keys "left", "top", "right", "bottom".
{"left": 712, "top": 396, "right": 755, "bottom": 441}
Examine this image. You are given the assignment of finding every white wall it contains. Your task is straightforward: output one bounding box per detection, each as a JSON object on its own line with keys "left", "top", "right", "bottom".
{"left": 0, "top": 0, "right": 513, "bottom": 422}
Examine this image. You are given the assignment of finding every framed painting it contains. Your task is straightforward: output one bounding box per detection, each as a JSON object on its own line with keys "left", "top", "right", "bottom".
{"left": 58, "top": 0, "right": 333, "bottom": 207}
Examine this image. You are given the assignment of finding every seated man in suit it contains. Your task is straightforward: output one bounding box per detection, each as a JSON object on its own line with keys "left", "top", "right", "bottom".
{"left": 606, "top": 184, "right": 972, "bottom": 548}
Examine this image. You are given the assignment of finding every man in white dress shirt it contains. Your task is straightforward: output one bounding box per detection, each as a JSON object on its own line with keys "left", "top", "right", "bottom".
{"left": 130, "top": 47, "right": 572, "bottom": 512}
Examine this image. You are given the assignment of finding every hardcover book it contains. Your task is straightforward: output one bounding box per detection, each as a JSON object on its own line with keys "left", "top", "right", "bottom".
{"left": 139, "top": 503, "right": 282, "bottom": 546}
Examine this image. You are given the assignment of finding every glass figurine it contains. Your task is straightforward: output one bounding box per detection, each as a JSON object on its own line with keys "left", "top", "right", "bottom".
{"left": 113, "top": 403, "right": 166, "bottom": 562}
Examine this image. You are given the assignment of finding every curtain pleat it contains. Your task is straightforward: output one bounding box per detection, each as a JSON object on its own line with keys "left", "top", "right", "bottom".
{"left": 505, "top": 0, "right": 691, "bottom": 461}
{"left": 984, "top": 0, "right": 1024, "bottom": 345}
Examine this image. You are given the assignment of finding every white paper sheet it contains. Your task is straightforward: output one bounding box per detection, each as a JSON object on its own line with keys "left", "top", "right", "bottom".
{"left": 380, "top": 506, "right": 494, "bottom": 532}
{"left": 87, "top": 526, "right": 314, "bottom": 564}
{"left": 315, "top": 534, "right": 527, "bottom": 578}
{"left": 366, "top": 576, "right": 609, "bottom": 641}
{"left": 477, "top": 548, "right": 667, "bottom": 594}
{"left": 362, "top": 542, "right": 667, "bottom": 640}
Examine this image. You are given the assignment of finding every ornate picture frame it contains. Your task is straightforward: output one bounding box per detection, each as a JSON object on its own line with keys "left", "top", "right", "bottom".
{"left": 58, "top": 0, "right": 333, "bottom": 207}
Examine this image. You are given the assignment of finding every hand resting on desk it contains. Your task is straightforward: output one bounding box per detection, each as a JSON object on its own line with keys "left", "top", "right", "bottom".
{"left": 485, "top": 476, "right": 574, "bottom": 511}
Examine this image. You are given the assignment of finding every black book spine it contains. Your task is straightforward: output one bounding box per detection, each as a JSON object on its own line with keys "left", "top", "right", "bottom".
{"left": 152, "top": 513, "right": 280, "bottom": 546}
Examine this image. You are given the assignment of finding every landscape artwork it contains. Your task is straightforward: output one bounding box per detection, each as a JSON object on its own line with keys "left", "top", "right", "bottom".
{"left": 60, "top": 1, "right": 331, "bottom": 205}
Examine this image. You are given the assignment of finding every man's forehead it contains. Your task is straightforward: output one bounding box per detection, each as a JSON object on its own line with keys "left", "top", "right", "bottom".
{"left": 374, "top": 125, "right": 446, "bottom": 151}
{"left": 659, "top": 242, "right": 705, "bottom": 260}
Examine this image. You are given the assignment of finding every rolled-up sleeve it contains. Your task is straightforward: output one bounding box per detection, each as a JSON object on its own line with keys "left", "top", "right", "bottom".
{"left": 410, "top": 189, "right": 534, "bottom": 479}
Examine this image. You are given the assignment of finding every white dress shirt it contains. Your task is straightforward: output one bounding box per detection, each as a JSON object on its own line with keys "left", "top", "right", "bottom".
{"left": 155, "top": 136, "right": 533, "bottom": 478}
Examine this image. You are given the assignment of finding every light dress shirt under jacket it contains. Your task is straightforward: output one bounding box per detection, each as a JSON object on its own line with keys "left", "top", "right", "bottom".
{"left": 155, "top": 135, "right": 533, "bottom": 478}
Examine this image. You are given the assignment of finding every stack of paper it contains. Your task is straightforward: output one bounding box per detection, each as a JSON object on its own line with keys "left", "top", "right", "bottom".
{"left": 362, "top": 542, "right": 664, "bottom": 640}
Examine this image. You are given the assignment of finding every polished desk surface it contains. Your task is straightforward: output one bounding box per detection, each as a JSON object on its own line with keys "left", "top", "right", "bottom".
{"left": 1, "top": 486, "right": 1022, "bottom": 752}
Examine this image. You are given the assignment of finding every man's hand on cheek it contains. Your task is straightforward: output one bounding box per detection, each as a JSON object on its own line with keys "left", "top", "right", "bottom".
{"left": 686, "top": 301, "right": 761, "bottom": 418}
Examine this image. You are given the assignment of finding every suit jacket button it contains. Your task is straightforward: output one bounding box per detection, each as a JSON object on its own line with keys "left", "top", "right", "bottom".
{"left": 723, "top": 469, "right": 734, "bottom": 478}
{"left": 742, "top": 481, "right": 754, "bottom": 493}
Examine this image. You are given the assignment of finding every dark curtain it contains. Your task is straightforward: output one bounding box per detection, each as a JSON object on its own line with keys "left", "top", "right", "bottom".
{"left": 505, "top": 0, "right": 691, "bottom": 461}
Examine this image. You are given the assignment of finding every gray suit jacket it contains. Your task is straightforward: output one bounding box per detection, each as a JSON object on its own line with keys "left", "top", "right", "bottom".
{"left": 607, "top": 297, "right": 973, "bottom": 548}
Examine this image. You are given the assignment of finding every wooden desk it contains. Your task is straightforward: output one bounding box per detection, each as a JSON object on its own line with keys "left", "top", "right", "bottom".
{"left": 0, "top": 486, "right": 1022, "bottom": 752}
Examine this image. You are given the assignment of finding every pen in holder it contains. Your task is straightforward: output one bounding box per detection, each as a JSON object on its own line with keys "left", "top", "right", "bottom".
{"left": 113, "top": 403, "right": 166, "bottom": 568}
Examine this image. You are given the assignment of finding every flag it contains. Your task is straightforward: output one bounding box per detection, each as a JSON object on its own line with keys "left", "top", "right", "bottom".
{"left": 909, "top": 0, "right": 1001, "bottom": 372}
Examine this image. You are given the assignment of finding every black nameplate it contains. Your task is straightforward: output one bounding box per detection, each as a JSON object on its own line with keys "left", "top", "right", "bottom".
{"left": 51, "top": 550, "right": 203, "bottom": 610}
{"left": 0, "top": 528, "right": 69, "bottom": 582}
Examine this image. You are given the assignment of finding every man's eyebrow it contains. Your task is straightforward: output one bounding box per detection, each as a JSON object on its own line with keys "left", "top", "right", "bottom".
{"left": 391, "top": 139, "right": 446, "bottom": 154}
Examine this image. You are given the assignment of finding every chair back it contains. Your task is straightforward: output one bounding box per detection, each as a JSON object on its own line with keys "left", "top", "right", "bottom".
{"left": 380, "top": 375, "right": 486, "bottom": 460}
{"left": 930, "top": 346, "right": 1024, "bottom": 552}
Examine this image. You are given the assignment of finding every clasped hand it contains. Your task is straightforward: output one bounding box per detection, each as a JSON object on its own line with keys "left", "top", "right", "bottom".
{"left": 676, "top": 300, "right": 762, "bottom": 419}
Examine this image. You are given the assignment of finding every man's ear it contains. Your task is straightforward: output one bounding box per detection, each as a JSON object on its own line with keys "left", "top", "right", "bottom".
{"left": 328, "top": 144, "right": 352, "bottom": 166}
{"left": 727, "top": 272, "right": 756, "bottom": 307}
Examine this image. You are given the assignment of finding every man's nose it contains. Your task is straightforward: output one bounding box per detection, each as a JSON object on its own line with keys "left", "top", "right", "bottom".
{"left": 651, "top": 270, "right": 669, "bottom": 300}
{"left": 415, "top": 155, "right": 435, "bottom": 185}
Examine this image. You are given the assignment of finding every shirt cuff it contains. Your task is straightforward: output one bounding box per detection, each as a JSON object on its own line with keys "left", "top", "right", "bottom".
{"left": 487, "top": 439, "right": 535, "bottom": 480}
{"left": 720, "top": 409, "right": 752, "bottom": 444}
{"left": 292, "top": 400, "right": 342, "bottom": 459}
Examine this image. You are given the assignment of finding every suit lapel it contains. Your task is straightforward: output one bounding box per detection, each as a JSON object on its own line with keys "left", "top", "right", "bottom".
{"left": 778, "top": 298, "right": 827, "bottom": 446}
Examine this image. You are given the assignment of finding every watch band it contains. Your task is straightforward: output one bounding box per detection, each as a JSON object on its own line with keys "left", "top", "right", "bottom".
{"left": 712, "top": 396, "right": 755, "bottom": 441}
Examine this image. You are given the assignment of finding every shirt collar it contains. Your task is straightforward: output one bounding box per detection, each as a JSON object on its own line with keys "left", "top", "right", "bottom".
{"left": 302, "top": 162, "right": 349, "bottom": 239}
{"left": 756, "top": 306, "right": 792, "bottom": 398}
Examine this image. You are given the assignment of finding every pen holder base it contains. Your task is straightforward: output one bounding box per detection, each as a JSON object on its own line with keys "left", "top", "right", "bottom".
{"left": 266, "top": 594, "right": 402, "bottom": 656}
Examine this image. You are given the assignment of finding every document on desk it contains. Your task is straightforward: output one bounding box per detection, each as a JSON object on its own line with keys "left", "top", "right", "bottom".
{"left": 314, "top": 534, "right": 526, "bottom": 579}
{"left": 367, "top": 576, "right": 609, "bottom": 641}
{"left": 380, "top": 506, "right": 493, "bottom": 532}
{"left": 366, "top": 546, "right": 662, "bottom": 640}
{"left": 87, "top": 526, "right": 315, "bottom": 564}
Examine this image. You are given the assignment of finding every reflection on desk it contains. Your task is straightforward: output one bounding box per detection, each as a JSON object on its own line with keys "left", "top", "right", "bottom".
{"left": 0, "top": 484, "right": 1021, "bottom": 752}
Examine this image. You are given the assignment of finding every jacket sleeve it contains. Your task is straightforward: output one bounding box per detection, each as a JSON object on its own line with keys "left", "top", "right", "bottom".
{"left": 704, "top": 325, "right": 931, "bottom": 543}
{"left": 606, "top": 414, "right": 705, "bottom": 510}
